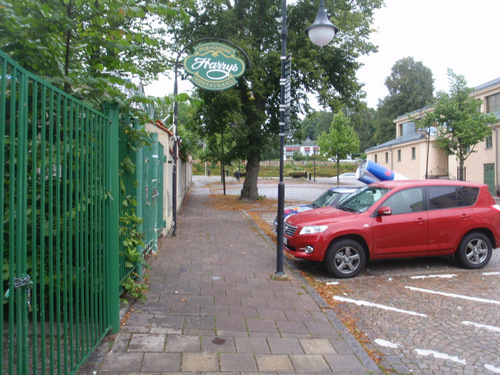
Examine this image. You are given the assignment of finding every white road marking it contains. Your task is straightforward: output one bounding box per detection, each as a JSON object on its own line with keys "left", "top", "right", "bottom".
{"left": 483, "top": 271, "right": 500, "bottom": 276}
{"left": 375, "top": 339, "right": 398, "bottom": 348}
{"left": 415, "top": 349, "right": 466, "bottom": 365}
{"left": 462, "top": 321, "right": 500, "bottom": 333}
{"left": 485, "top": 364, "right": 500, "bottom": 373}
{"left": 326, "top": 281, "right": 339, "bottom": 285}
{"left": 411, "top": 274, "right": 457, "bottom": 279}
{"left": 405, "top": 286, "right": 500, "bottom": 305}
{"left": 333, "top": 296, "right": 427, "bottom": 317}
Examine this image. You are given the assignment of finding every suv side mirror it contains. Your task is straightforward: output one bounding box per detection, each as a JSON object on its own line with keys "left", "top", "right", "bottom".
{"left": 377, "top": 206, "right": 392, "bottom": 216}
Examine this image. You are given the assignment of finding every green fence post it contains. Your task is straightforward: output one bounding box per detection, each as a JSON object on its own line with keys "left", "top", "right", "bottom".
{"left": 134, "top": 120, "right": 144, "bottom": 277}
{"left": 16, "top": 65, "right": 30, "bottom": 375}
{"left": 103, "top": 103, "right": 120, "bottom": 334}
{"left": 151, "top": 133, "right": 159, "bottom": 254}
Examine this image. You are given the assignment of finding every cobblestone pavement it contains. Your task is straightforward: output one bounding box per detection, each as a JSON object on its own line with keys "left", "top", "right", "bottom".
{"left": 291, "top": 255, "right": 500, "bottom": 374}
{"left": 252, "top": 178, "right": 500, "bottom": 374}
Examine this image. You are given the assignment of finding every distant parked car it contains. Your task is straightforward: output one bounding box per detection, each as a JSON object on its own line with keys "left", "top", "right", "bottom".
{"left": 284, "top": 179, "right": 500, "bottom": 278}
{"left": 332, "top": 173, "right": 365, "bottom": 187}
{"left": 274, "top": 187, "right": 357, "bottom": 231}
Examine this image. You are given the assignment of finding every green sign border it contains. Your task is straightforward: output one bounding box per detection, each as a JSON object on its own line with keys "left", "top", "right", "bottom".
{"left": 183, "top": 42, "right": 246, "bottom": 91}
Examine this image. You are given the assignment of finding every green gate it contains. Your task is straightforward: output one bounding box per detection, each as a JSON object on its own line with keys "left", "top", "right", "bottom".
{"left": 1, "top": 50, "right": 121, "bottom": 374}
{"left": 119, "top": 124, "right": 165, "bottom": 283}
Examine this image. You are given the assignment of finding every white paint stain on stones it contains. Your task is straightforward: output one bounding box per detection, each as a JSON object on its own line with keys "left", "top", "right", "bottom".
{"left": 375, "top": 339, "right": 398, "bottom": 348}
{"left": 485, "top": 364, "right": 500, "bottom": 373}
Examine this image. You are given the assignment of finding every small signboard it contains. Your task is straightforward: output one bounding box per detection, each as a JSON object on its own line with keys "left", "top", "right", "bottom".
{"left": 183, "top": 42, "right": 246, "bottom": 91}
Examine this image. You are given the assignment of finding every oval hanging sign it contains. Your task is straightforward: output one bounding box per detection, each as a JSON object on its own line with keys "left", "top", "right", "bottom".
{"left": 183, "top": 42, "right": 246, "bottom": 91}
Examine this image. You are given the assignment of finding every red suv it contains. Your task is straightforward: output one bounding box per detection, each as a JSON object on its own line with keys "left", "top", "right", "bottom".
{"left": 284, "top": 180, "right": 500, "bottom": 278}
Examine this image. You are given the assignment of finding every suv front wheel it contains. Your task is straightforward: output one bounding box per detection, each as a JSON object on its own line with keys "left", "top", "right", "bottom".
{"left": 324, "top": 239, "right": 366, "bottom": 278}
{"left": 455, "top": 232, "right": 492, "bottom": 269}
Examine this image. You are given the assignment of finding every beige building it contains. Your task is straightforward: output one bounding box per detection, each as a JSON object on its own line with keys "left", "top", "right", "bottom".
{"left": 365, "top": 77, "right": 500, "bottom": 196}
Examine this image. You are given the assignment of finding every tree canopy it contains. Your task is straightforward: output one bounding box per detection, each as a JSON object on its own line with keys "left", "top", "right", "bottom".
{"left": 300, "top": 111, "right": 333, "bottom": 141}
{"left": 0, "top": 0, "right": 185, "bottom": 113}
{"left": 167, "top": 0, "right": 383, "bottom": 199}
{"left": 420, "top": 70, "right": 497, "bottom": 181}
{"left": 374, "top": 57, "right": 434, "bottom": 144}
{"left": 317, "top": 110, "right": 360, "bottom": 180}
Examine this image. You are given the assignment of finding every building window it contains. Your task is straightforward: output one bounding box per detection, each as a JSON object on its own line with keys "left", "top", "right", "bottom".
{"left": 374, "top": 155, "right": 378, "bottom": 163}
{"left": 397, "top": 150, "right": 401, "bottom": 162}
{"left": 486, "top": 93, "right": 500, "bottom": 113}
{"left": 385, "top": 152, "right": 389, "bottom": 164}
{"left": 412, "top": 147, "right": 416, "bottom": 160}
{"left": 486, "top": 135, "right": 493, "bottom": 149}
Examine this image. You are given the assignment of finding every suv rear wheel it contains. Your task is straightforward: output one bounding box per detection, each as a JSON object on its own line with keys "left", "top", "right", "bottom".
{"left": 455, "top": 232, "right": 492, "bottom": 269}
{"left": 324, "top": 239, "right": 366, "bottom": 278}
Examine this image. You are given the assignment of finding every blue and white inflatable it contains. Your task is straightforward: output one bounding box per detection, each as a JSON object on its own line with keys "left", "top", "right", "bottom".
{"left": 355, "top": 159, "right": 409, "bottom": 184}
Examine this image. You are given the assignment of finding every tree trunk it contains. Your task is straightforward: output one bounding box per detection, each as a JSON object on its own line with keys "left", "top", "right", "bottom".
{"left": 336, "top": 160, "right": 340, "bottom": 187}
{"left": 459, "top": 158, "right": 465, "bottom": 181}
{"left": 240, "top": 153, "right": 260, "bottom": 200}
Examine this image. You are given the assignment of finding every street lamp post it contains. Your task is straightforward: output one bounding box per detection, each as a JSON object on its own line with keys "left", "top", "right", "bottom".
{"left": 276, "top": 0, "right": 338, "bottom": 276}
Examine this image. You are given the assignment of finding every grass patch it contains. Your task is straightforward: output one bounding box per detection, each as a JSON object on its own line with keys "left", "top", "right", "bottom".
{"left": 193, "top": 161, "right": 359, "bottom": 178}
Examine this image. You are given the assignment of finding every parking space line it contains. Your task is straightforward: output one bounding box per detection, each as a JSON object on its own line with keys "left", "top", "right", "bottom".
{"left": 485, "top": 364, "right": 500, "bottom": 373}
{"left": 333, "top": 296, "right": 427, "bottom": 317}
{"left": 374, "top": 339, "right": 398, "bottom": 348}
{"left": 415, "top": 349, "right": 466, "bottom": 365}
{"left": 462, "top": 321, "right": 500, "bottom": 333}
{"left": 405, "top": 286, "right": 500, "bottom": 305}
{"left": 410, "top": 274, "right": 457, "bottom": 279}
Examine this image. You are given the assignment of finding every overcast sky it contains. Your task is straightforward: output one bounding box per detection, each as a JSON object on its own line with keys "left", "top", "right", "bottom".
{"left": 145, "top": 0, "right": 500, "bottom": 109}
{"left": 358, "top": 0, "right": 500, "bottom": 108}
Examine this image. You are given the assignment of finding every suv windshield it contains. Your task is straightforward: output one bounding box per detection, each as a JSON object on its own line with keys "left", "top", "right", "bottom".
{"left": 338, "top": 186, "right": 390, "bottom": 213}
{"left": 311, "top": 191, "right": 340, "bottom": 207}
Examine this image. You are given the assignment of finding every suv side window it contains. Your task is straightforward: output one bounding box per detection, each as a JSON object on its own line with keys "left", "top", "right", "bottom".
{"left": 428, "top": 186, "right": 459, "bottom": 209}
{"left": 428, "top": 186, "right": 479, "bottom": 209}
{"left": 458, "top": 186, "right": 479, "bottom": 206}
{"left": 383, "top": 187, "right": 424, "bottom": 215}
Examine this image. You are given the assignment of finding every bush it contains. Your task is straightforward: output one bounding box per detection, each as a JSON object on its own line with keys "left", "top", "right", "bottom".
{"left": 289, "top": 171, "right": 307, "bottom": 178}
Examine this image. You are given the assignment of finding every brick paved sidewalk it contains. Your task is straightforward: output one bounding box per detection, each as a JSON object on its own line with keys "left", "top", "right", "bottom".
{"left": 79, "top": 180, "right": 380, "bottom": 374}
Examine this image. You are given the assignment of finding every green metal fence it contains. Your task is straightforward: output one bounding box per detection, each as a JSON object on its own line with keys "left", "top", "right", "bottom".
{"left": 118, "top": 122, "right": 165, "bottom": 283}
{"left": 1, "top": 50, "right": 121, "bottom": 374}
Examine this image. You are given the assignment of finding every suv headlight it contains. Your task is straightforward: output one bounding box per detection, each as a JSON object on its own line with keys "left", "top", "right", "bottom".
{"left": 299, "top": 225, "right": 328, "bottom": 235}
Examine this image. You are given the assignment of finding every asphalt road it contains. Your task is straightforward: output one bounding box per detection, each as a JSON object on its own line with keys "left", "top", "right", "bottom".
{"left": 228, "top": 177, "right": 500, "bottom": 374}
{"left": 221, "top": 176, "right": 356, "bottom": 202}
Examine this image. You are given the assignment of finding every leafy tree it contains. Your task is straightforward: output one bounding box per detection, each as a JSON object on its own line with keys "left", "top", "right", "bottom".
{"left": 155, "top": 99, "right": 204, "bottom": 159}
{"left": 419, "top": 70, "right": 497, "bottom": 181}
{"left": 317, "top": 111, "right": 360, "bottom": 183}
{"left": 374, "top": 57, "right": 434, "bottom": 144}
{"left": 348, "top": 103, "right": 376, "bottom": 152}
{"left": 0, "top": 0, "right": 185, "bottom": 298}
{"left": 168, "top": 0, "right": 383, "bottom": 200}
{"left": 301, "top": 111, "right": 333, "bottom": 141}
{"left": 0, "top": 0, "right": 185, "bottom": 112}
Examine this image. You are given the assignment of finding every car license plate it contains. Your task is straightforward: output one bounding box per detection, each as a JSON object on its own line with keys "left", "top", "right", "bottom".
{"left": 284, "top": 237, "right": 288, "bottom": 246}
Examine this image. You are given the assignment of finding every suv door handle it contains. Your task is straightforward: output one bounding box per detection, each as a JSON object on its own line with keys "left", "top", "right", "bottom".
{"left": 416, "top": 218, "right": 426, "bottom": 224}
{"left": 460, "top": 213, "right": 470, "bottom": 220}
